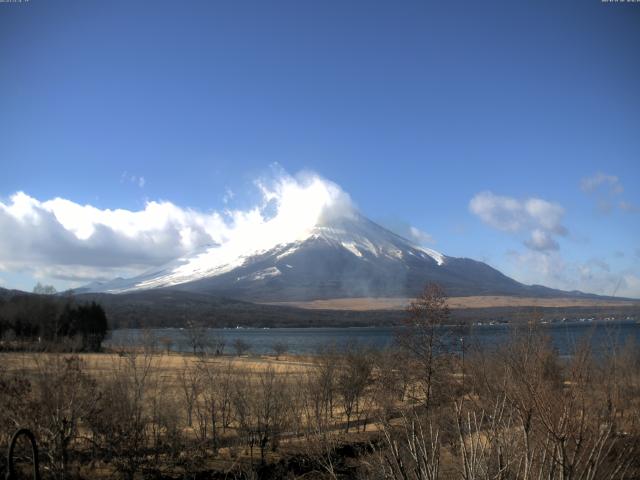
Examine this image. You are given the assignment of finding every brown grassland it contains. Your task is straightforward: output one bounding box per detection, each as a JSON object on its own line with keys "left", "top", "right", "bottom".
{"left": 265, "top": 295, "right": 640, "bottom": 311}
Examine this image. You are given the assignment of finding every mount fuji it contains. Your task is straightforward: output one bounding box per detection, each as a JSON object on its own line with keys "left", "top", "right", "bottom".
{"left": 81, "top": 209, "right": 593, "bottom": 302}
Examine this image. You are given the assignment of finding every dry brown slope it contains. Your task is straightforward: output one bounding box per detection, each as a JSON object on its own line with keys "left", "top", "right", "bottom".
{"left": 264, "top": 296, "right": 640, "bottom": 311}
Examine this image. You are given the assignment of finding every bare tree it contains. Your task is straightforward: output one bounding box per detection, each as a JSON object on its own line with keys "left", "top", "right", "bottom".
{"left": 0, "top": 365, "right": 32, "bottom": 449}
{"left": 232, "top": 366, "right": 290, "bottom": 466}
{"left": 233, "top": 338, "right": 250, "bottom": 356}
{"left": 312, "top": 344, "right": 338, "bottom": 424}
{"left": 375, "top": 411, "right": 441, "bottom": 480}
{"left": 192, "top": 358, "right": 235, "bottom": 452}
{"left": 397, "top": 283, "right": 449, "bottom": 410}
{"left": 373, "top": 348, "right": 413, "bottom": 419}
{"left": 211, "top": 332, "right": 226, "bottom": 356}
{"left": 336, "top": 344, "right": 372, "bottom": 432}
{"left": 182, "top": 320, "right": 208, "bottom": 355}
{"left": 31, "top": 355, "right": 98, "bottom": 479}
{"left": 178, "top": 360, "right": 201, "bottom": 427}
{"left": 272, "top": 341, "right": 288, "bottom": 360}
{"left": 33, "top": 282, "right": 57, "bottom": 295}
{"left": 465, "top": 323, "right": 640, "bottom": 480}
{"left": 87, "top": 351, "right": 156, "bottom": 480}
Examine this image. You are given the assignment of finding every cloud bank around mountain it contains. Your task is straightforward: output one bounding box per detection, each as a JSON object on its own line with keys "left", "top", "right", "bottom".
{"left": 0, "top": 171, "right": 637, "bottom": 299}
{"left": 0, "top": 172, "right": 353, "bottom": 284}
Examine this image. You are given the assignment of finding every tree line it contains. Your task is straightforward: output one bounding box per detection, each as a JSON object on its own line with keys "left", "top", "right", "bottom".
{"left": 0, "top": 292, "right": 109, "bottom": 352}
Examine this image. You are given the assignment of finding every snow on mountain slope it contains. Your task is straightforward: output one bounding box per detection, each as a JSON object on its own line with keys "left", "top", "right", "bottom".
{"left": 84, "top": 202, "right": 591, "bottom": 301}
{"left": 74, "top": 173, "right": 623, "bottom": 303}
{"left": 81, "top": 173, "right": 553, "bottom": 301}
{"left": 91, "top": 210, "right": 446, "bottom": 295}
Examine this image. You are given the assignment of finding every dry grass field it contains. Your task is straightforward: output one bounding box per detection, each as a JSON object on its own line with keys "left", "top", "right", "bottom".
{"left": 265, "top": 295, "right": 640, "bottom": 311}
{"left": 0, "top": 351, "right": 316, "bottom": 377}
{"left": 0, "top": 352, "right": 316, "bottom": 475}
{"left": 0, "top": 349, "right": 390, "bottom": 478}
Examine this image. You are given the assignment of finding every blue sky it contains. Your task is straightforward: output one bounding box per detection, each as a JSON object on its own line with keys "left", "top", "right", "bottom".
{"left": 1, "top": 0, "right": 639, "bottom": 297}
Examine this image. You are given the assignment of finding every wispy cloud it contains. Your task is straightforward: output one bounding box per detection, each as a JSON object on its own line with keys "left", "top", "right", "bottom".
{"left": 580, "top": 172, "right": 623, "bottom": 194}
{"left": 376, "top": 218, "right": 436, "bottom": 246}
{"left": 580, "top": 172, "right": 639, "bottom": 214}
{"left": 619, "top": 201, "right": 640, "bottom": 214}
{"left": 222, "top": 188, "right": 234, "bottom": 204}
{"left": 469, "top": 191, "right": 566, "bottom": 252}
{"left": 408, "top": 226, "right": 435, "bottom": 245}
{"left": 505, "top": 250, "right": 639, "bottom": 298}
{"left": 121, "top": 171, "right": 146, "bottom": 188}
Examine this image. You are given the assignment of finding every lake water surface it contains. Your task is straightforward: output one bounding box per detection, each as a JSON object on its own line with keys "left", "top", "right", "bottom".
{"left": 106, "top": 320, "right": 640, "bottom": 356}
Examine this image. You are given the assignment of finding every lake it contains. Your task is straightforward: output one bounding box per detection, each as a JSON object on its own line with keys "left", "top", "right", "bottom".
{"left": 106, "top": 319, "right": 640, "bottom": 356}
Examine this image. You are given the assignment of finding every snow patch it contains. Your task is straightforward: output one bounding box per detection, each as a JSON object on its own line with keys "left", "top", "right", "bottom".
{"left": 236, "top": 267, "right": 282, "bottom": 282}
{"left": 94, "top": 206, "right": 449, "bottom": 294}
{"left": 418, "top": 247, "right": 445, "bottom": 266}
{"left": 250, "top": 267, "right": 281, "bottom": 281}
{"left": 386, "top": 248, "right": 404, "bottom": 260}
{"left": 276, "top": 245, "right": 300, "bottom": 260}
{"left": 341, "top": 242, "right": 363, "bottom": 257}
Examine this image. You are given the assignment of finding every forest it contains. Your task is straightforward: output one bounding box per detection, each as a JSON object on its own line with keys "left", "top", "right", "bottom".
{"left": 0, "top": 292, "right": 109, "bottom": 352}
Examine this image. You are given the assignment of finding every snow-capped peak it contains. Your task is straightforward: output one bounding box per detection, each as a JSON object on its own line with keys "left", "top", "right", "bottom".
{"left": 87, "top": 207, "right": 446, "bottom": 294}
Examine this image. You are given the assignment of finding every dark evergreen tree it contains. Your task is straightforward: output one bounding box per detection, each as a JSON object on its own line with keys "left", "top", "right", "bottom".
{"left": 0, "top": 295, "right": 109, "bottom": 351}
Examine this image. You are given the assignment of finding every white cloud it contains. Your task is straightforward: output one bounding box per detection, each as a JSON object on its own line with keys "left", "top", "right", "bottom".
{"left": 408, "top": 226, "right": 435, "bottom": 245}
{"left": 469, "top": 191, "right": 567, "bottom": 251}
{"left": 0, "top": 172, "right": 354, "bottom": 286}
{"left": 375, "top": 218, "right": 436, "bottom": 246}
{"left": 470, "top": 190, "right": 640, "bottom": 296}
{"left": 523, "top": 198, "right": 566, "bottom": 235}
{"left": 524, "top": 229, "right": 559, "bottom": 251}
{"left": 469, "top": 191, "right": 523, "bottom": 232}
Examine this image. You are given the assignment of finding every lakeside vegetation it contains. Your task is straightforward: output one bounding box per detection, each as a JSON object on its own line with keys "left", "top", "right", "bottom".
{"left": 0, "top": 284, "right": 639, "bottom": 479}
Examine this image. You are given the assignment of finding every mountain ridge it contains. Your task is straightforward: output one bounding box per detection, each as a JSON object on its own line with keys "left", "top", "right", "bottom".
{"left": 79, "top": 212, "right": 627, "bottom": 302}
